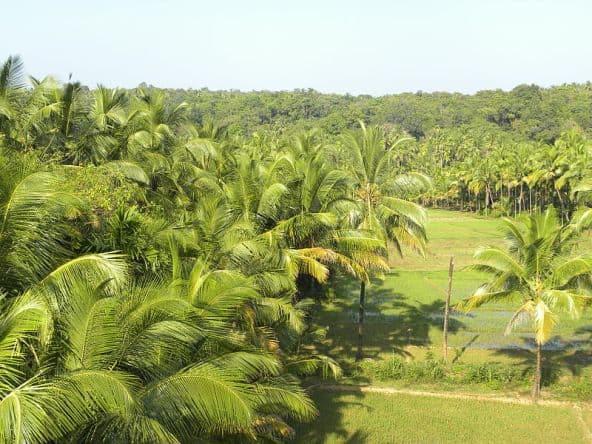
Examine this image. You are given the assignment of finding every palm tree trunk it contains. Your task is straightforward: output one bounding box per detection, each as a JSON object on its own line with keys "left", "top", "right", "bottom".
{"left": 532, "top": 341, "right": 542, "bottom": 401}
{"left": 556, "top": 189, "right": 565, "bottom": 222}
{"left": 356, "top": 280, "right": 366, "bottom": 361}
{"left": 529, "top": 187, "right": 533, "bottom": 213}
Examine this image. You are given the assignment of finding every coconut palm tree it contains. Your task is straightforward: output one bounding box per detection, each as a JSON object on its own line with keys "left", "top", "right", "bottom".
{"left": 341, "top": 122, "right": 429, "bottom": 360}
{"left": 0, "top": 72, "right": 62, "bottom": 153}
{"left": 127, "top": 89, "right": 189, "bottom": 155}
{"left": 0, "top": 55, "right": 28, "bottom": 134}
{"left": 458, "top": 206, "right": 592, "bottom": 400}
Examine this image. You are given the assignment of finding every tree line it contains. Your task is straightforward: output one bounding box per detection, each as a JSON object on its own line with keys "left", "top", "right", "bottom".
{"left": 404, "top": 126, "right": 592, "bottom": 220}
{"left": 158, "top": 79, "right": 592, "bottom": 222}
{"left": 162, "top": 83, "right": 592, "bottom": 143}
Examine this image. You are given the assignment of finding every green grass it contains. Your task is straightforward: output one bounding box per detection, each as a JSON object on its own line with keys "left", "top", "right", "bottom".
{"left": 294, "top": 390, "right": 588, "bottom": 444}
{"left": 389, "top": 208, "right": 503, "bottom": 271}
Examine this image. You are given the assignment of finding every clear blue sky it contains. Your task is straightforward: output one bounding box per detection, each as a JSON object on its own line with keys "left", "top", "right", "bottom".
{"left": 4, "top": 0, "right": 591, "bottom": 95}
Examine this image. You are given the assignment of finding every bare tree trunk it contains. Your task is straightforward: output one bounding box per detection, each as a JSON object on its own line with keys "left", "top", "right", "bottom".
{"left": 443, "top": 256, "right": 454, "bottom": 362}
{"left": 556, "top": 189, "right": 565, "bottom": 222}
{"left": 532, "top": 341, "right": 542, "bottom": 401}
{"left": 529, "top": 187, "right": 533, "bottom": 214}
{"left": 356, "top": 280, "right": 366, "bottom": 361}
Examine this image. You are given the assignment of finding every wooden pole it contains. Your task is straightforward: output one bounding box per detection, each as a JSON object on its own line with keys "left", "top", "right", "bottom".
{"left": 443, "top": 256, "right": 454, "bottom": 362}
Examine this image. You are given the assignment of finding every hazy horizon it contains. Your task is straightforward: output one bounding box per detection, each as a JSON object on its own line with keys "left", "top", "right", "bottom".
{"left": 5, "top": 0, "right": 592, "bottom": 95}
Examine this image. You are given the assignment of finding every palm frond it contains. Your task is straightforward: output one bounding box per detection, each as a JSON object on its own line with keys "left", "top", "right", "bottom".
{"left": 456, "top": 286, "right": 515, "bottom": 312}
{"left": 533, "top": 300, "right": 557, "bottom": 345}
{"left": 473, "top": 246, "right": 526, "bottom": 279}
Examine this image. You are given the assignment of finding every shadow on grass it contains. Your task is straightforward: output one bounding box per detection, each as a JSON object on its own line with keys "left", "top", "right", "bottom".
{"left": 293, "top": 388, "right": 368, "bottom": 444}
{"left": 565, "top": 326, "right": 592, "bottom": 375}
{"left": 492, "top": 333, "right": 592, "bottom": 386}
{"left": 307, "top": 273, "right": 466, "bottom": 363}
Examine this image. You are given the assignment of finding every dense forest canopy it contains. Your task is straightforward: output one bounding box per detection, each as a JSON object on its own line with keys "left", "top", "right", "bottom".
{"left": 159, "top": 82, "right": 592, "bottom": 141}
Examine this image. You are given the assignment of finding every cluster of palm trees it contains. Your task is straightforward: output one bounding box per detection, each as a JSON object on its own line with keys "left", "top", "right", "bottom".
{"left": 0, "top": 56, "right": 430, "bottom": 441}
{"left": 415, "top": 127, "right": 592, "bottom": 219}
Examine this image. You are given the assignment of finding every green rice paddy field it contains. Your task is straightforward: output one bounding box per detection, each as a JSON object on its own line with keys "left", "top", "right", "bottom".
{"left": 310, "top": 209, "right": 592, "bottom": 361}
{"left": 298, "top": 209, "right": 592, "bottom": 443}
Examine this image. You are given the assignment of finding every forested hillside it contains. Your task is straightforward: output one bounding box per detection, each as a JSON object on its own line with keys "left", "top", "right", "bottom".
{"left": 161, "top": 83, "right": 592, "bottom": 142}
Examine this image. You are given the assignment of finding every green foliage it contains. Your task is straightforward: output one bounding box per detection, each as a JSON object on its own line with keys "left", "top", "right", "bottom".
{"left": 0, "top": 56, "right": 428, "bottom": 442}
{"left": 354, "top": 354, "right": 446, "bottom": 383}
{"left": 88, "top": 205, "right": 168, "bottom": 274}
{"left": 63, "top": 165, "right": 140, "bottom": 215}
{"left": 460, "top": 362, "right": 531, "bottom": 388}
{"left": 555, "top": 377, "right": 592, "bottom": 400}
{"left": 353, "top": 356, "right": 532, "bottom": 389}
{"left": 164, "top": 83, "right": 592, "bottom": 143}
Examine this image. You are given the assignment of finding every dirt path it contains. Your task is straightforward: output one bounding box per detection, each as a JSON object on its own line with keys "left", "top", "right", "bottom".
{"left": 310, "top": 384, "right": 592, "bottom": 441}
{"left": 311, "top": 383, "right": 570, "bottom": 406}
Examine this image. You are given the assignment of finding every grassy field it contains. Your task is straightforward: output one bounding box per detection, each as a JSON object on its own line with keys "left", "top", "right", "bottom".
{"left": 294, "top": 390, "right": 589, "bottom": 444}
{"left": 389, "top": 209, "right": 504, "bottom": 271}
{"left": 298, "top": 209, "right": 592, "bottom": 443}
{"left": 309, "top": 209, "right": 592, "bottom": 363}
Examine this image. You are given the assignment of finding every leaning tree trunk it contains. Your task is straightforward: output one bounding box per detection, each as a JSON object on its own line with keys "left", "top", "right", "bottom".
{"left": 532, "top": 341, "right": 542, "bottom": 401}
{"left": 356, "top": 280, "right": 366, "bottom": 361}
{"left": 443, "top": 257, "right": 454, "bottom": 362}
